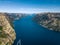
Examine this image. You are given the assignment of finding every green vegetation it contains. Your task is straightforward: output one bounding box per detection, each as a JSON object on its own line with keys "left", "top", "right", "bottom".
{"left": 0, "top": 41, "right": 2, "bottom": 44}
{"left": 0, "top": 33, "right": 7, "bottom": 38}
{"left": 6, "top": 42, "right": 9, "bottom": 45}
{"left": 0, "top": 26, "right": 3, "bottom": 30}
{"left": 6, "top": 42, "right": 11, "bottom": 45}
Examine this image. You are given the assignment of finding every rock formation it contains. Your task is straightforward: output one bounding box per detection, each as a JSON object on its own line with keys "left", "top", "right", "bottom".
{"left": 0, "top": 13, "right": 16, "bottom": 45}
{"left": 33, "top": 13, "right": 60, "bottom": 32}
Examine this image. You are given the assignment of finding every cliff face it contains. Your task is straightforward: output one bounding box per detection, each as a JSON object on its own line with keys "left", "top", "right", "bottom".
{"left": 0, "top": 13, "right": 16, "bottom": 45}
{"left": 33, "top": 13, "right": 60, "bottom": 32}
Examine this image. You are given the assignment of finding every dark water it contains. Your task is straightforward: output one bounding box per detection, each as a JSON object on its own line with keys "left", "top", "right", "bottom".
{"left": 13, "top": 15, "right": 60, "bottom": 45}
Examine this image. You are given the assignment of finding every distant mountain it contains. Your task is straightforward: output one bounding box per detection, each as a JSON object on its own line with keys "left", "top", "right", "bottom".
{"left": 3, "top": 13, "right": 26, "bottom": 21}
{"left": 33, "top": 13, "right": 60, "bottom": 32}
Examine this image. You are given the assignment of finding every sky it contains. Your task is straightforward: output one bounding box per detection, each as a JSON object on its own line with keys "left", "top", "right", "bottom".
{"left": 0, "top": 0, "right": 60, "bottom": 13}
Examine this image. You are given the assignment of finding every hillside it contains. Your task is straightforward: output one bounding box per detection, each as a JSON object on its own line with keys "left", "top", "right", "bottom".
{"left": 0, "top": 13, "right": 16, "bottom": 45}
{"left": 33, "top": 13, "right": 60, "bottom": 32}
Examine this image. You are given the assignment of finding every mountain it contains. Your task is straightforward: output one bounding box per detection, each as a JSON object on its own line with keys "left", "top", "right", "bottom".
{"left": 33, "top": 13, "right": 60, "bottom": 32}
{"left": 0, "top": 13, "right": 16, "bottom": 45}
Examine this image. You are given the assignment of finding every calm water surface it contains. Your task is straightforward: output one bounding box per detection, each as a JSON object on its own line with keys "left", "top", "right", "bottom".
{"left": 13, "top": 15, "right": 60, "bottom": 45}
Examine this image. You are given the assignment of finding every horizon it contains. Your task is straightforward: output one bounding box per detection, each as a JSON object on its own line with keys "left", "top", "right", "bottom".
{"left": 0, "top": 11, "right": 60, "bottom": 14}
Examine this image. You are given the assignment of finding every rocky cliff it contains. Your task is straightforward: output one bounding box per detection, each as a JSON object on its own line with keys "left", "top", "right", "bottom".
{"left": 33, "top": 13, "right": 60, "bottom": 32}
{"left": 0, "top": 13, "right": 16, "bottom": 45}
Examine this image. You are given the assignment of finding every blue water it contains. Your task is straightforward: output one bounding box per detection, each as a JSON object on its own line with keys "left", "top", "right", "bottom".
{"left": 13, "top": 15, "right": 60, "bottom": 45}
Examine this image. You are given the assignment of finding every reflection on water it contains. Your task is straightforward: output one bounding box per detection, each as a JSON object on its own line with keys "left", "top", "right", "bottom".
{"left": 13, "top": 15, "right": 60, "bottom": 45}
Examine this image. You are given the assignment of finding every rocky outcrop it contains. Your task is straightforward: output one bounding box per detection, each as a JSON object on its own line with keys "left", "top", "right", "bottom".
{"left": 0, "top": 13, "right": 16, "bottom": 45}
{"left": 33, "top": 13, "right": 60, "bottom": 32}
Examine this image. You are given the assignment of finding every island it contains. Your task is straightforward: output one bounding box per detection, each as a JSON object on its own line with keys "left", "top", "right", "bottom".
{"left": 33, "top": 13, "right": 60, "bottom": 32}
{"left": 0, "top": 13, "right": 16, "bottom": 45}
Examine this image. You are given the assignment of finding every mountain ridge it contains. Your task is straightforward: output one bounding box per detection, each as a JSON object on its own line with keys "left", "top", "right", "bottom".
{"left": 33, "top": 13, "right": 60, "bottom": 32}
